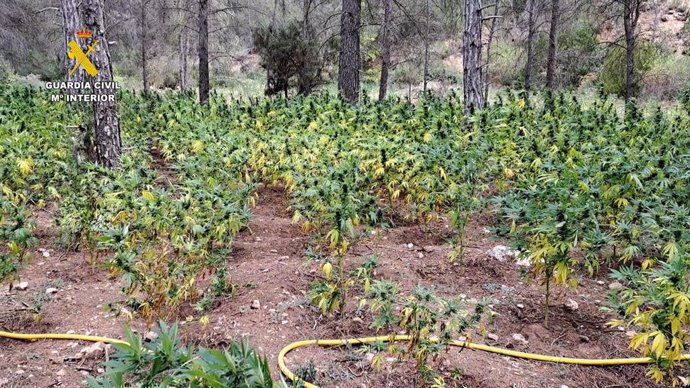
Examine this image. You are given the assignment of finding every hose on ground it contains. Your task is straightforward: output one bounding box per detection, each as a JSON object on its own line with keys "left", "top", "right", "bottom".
{"left": 277, "top": 335, "right": 690, "bottom": 388}
{"left": 0, "top": 330, "right": 128, "bottom": 345}
{"left": 3, "top": 330, "right": 689, "bottom": 388}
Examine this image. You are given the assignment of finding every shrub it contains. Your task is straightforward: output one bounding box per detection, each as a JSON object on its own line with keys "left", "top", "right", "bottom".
{"left": 0, "top": 199, "right": 37, "bottom": 285}
{"left": 640, "top": 54, "right": 690, "bottom": 101}
{"left": 0, "top": 57, "right": 11, "bottom": 83}
{"left": 600, "top": 42, "right": 662, "bottom": 97}
{"left": 608, "top": 254, "right": 690, "bottom": 385}
{"left": 558, "top": 23, "right": 601, "bottom": 87}
{"left": 254, "top": 23, "right": 324, "bottom": 96}
{"left": 488, "top": 40, "right": 524, "bottom": 87}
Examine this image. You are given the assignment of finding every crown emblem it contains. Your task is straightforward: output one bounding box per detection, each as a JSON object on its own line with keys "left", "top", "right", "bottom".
{"left": 76, "top": 29, "right": 93, "bottom": 39}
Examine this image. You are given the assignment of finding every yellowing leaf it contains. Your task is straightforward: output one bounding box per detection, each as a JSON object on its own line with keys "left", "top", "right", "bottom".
{"left": 17, "top": 159, "right": 33, "bottom": 176}
{"left": 651, "top": 332, "right": 667, "bottom": 359}
{"left": 192, "top": 140, "right": 204, "bottom": 153}
{"left": 322, "top": 262, "right": 333, "bottom": 279}
{"left": 142, "top": 190, "right": 155, "bottom": 202}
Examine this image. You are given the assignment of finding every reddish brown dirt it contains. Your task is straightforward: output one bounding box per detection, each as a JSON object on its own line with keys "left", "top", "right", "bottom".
{"left": 1, "top": 186, "right": 657, "bottom": 387}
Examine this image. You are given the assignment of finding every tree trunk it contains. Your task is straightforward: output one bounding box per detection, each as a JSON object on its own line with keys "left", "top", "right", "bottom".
{"left": 378, "top": 0, "right": 392, "bottom": 100}
{"left": 61, "top": 0, "right": 81, "bottom": 83}
{"left": 61, "top": 0, "right": 121, "bottom": 168}
{"left": 198, "top": 0, "right": 210, "bottom": 104}
{"left": 423, "top": 0, "right": 430, "bottom": 93}
{"left": 179, "top": 28, "right": 188, "bottom": 90}
{"left": 338, "top": 0, "right": 361, "bottom": 104}
{"left": 302, "top": 0, "right": 311, "bottom": 38}
{"left": 545, "top": 0, "right": 559, "bottom": 89}
{"left": 462, "top": 0, "right": 484, "bottom": 114}
{"left": 524, "top": 0, "right": 536, "bottom": 91}
{"left": 483, "top": 2, "right": 498, "bottom": 101}
{"left": 623, "top": 0, "right": 641, "bottom": 102}
{"left": 140, "top": 0, "right": 149, "bottom": 90}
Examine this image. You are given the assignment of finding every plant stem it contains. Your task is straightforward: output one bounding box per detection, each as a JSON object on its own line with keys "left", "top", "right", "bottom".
{"left": 544, "top": 266, "right": 553, "bottom": 328}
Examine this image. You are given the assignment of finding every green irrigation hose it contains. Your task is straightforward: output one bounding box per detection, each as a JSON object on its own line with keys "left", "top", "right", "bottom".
{"left": 3, "top": 330, "right": 689, "bottom": 388}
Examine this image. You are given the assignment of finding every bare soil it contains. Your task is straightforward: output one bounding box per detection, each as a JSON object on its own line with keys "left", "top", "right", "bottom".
{"left": 1, "top": 185, "right": 656, "bottom": 388}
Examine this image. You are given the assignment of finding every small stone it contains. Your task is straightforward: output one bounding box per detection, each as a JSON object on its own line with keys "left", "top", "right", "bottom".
{"left": 596, "top": 280, "right": 605, "bottom": 285}
{"left": 42, "top": 250, "right": 50, "bottom": 258}
{"left": 487, "top": 333, "right": 499, "bottom": 341}
{"left": 80, "top": 342, "right": 105, "bottom": 359}
{"left": 254, "top": 237, "right": 262, "bottom": 242}
{"left": 281, "top": 320, "right": 288, "bottom": 325}
{"left": 512, "top": 333, "right": 529, "bottom": 345}
{"left": 365, "top": 353, "right": 375, "bottom": 362}
{"left": 352, "top": 317, "right": 364, "bottom": 325}
{"left": 565, "top": 299, "right": 579, "bottom": 311}
{"left": 14, "top": 281, "right": 28, "bottom": 291}
{"left": 625, "top": 330, "right": 636, "bottom": 338}
{"left": 407, "top": 243, "right": 414, "bottom": 249}
{"left": 487, "top": 245, "right": 520, "bottom": 262}
{"left": 579, "top": 335, "right": 590, "bottom": 343}
{"left": 560, "top": 385, "right": 570, "bottom": 388}
{"left": 270, "top": 249, "right": 278, "bottom": 253}
{"left": 516, "top": 303, "right": 524, "bottom": 309}
{"left": 46, "top": 287, "right": 58, "bottom": 295}
{"left": 608, "top": 281, "right": 623, "bottom": 290}
{"left": 16, "top": 369, "right": 25, "bottom": 375}
{"left": 97, "top": 368, "right": 105, "bottom": 374}
{"left": 251, "top": 300, "right": 261, "bottom": 309}
{"left": 56, "top": 369, "right": 66, "bottom": 377}
{"left": 417, "top": 253, "right": 424, "bottom": 259}
{"left": 144, "top": 331, "right": 158, "bottom": 342}
{"left": 279, "top": 255, "right": 289, "bottom": 261}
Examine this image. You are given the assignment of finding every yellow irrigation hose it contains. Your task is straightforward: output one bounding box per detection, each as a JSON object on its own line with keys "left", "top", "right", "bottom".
{"left": 0, "top": 331, "right": 128, "bottom": 345}
{"left": 277, "top": 335, "right": 690, "bottom": 388}
{"left": 4, "top": 330, "right": 690, "bottom": 388}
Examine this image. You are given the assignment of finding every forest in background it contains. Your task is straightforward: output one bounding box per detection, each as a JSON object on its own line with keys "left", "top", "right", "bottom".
{"left": 2, "top": 0, "right": 690, "bottom": 102}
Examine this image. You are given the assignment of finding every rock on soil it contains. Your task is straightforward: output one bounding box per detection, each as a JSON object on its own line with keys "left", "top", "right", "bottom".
{"left": 79, "top": 342, "right": 105, "bottom": 359}
{"left": 14, "top": 281, "right": 28, "bottom": 290}
{"left": 512, "top": 333, "right": 529, "bottom": 345}
{"left": 487, "top": 245, "right": 518, "bottom": 262}
{"left": 565, "top": 299, "right": 579, "bottom": 311}
{"left": 608, "top": 281, "right": 623, "bottom": 290}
